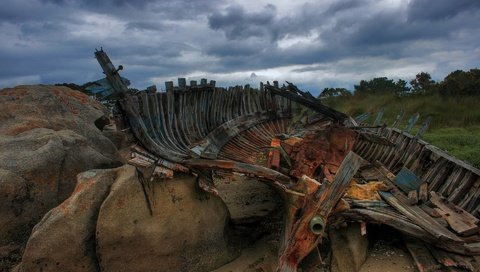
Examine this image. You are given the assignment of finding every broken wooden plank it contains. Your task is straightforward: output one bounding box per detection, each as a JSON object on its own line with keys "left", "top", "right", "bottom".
{"left": 267, "top": 137, "right": 281, "bottom": 170}
{"left": 405, "top": 113, "right": 420, "bottom": 133}
{"left": 390, "top": 110, "right": 405, "bottom": 129}
{"left": 277, "top": 151, "right": 363, "bottom": 272}
{"left": 359, "top": 166, "right": 382, "bottom": 181}
{"left": 419, "top": 183, "right": 429, "bottom": 203}
{"left": 428, "top": 246, "right": 461, "bottom": 269}
{"left": 408, "top": 190, "right": 419, "bottom": 205}
{"left": 354, "top": 112, "right": 370, "bottom": 124}
{"left": 430, "top": 192, "right": 480, "bottom": 236}
{"left": 185, "top": 158, "right": 293, "bottom": 188}
{"left": 405, "top": 238, "right": 441, "bottom": 272}
{"left": 264, "top": 83, "right": 348, "bottom": 122}
{"left": 373, "top": 108, "right": 384, "bottom": 126}
{"left": 416, "top": 116, "right": 433, "bottom": 139}
{"left": 379, "top": 191, "right": 462, "bottom": 242}
{"left": 375, "top": 162, "right": 464, "bottom": 242}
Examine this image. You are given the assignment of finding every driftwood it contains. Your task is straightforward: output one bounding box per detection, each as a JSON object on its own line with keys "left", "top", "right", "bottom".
{"left": 430, "top": 191, "right": 480, "bottom": 236}
{"left": 264, "top": 82, "right": 348, "bottom": 122}
{"left": 375, "top": 162, "right": 480, "bottom": 255}
{"left": 277, "top": 151, "right": 363, "bottom": 272}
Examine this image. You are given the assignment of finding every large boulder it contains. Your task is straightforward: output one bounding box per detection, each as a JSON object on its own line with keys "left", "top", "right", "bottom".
{"left": 17, "top": 165, "right": 238, "bottom": 272}
{"left": 17, "top": 169, "right": 118, "bottom": 272}
{"left": 0, "top": 85, "right": 122, "bottom": 268}
{"left": 330, "top": 223, "right": 369, "bottom": 272}
{"left": 96, "top": 166, "right": 237, "bottom": 272}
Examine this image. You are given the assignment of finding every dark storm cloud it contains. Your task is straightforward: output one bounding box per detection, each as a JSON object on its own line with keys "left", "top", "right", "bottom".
{"left": 208, "top": 4, "right": 277, "bottom": 40}
{"left": 1, "top": 0, "right": 480, "bottom": 92}
{"left": 324, "top": 0, "right": 370, "bottom": 15}
{"left": 407, "top": 0, "right": 480, "bottom": 21}
{"left": 125, "top": 21, "right": 165, "bottom": 31}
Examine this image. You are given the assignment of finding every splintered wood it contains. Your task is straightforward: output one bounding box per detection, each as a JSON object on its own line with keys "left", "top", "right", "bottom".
{"left": 277, "top": 152, "right": 363, "bottom": 272}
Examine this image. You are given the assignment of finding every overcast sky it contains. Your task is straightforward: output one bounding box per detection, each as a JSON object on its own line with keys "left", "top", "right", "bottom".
{"left": 1, "top": 0, "right": 479, "bottom": 94}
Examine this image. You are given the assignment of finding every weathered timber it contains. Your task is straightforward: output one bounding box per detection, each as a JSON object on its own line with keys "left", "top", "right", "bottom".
{"left": 405, "top": 113, "right": 420, "bottom": 133}
{"left": 277, "top": 151, "right": 363, "bottom": 272}
{"left": 408, "top": 190, "right": 419, "bottom": 205}
{"left": 264, "top": 83, "right": 348, "bottom": 122}
{"left": 354, "top": 112, "right": 370, "bottom": 124}
{"left": 185, "top": 159, "right": 294, "bottom": 190}
{"left": 93, "top": 50, "right": 480, "bottom": 269}
{"left": 379, "top": 191, "right": 463, "bottom": 242}
{"left": 419, "top": 183, "right": 429, "bottom": 203}
{"left": 430, "top": 192, "right": 480, "bottom": 236}
{"left": 405, "top": 238, "right": 441, "bottom": 272}
{"left": 416, "top": 116, "right": 433, "bottom": 139}
{"left": 354, "top": 126, "right": 480, "bottom": 218}
{"left": 373, "top": 108, "right": 385, "bottom": 126}
{"left": 390, "top": 110, "right": 405, "bottom": 129}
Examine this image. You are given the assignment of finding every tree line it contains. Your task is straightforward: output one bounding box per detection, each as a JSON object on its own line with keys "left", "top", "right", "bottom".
{"left": 320, "top": 68, "right": 480, "bottom": 98}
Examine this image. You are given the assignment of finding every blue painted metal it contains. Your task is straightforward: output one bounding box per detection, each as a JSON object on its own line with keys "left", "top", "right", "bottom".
{"left": 394, "top": 167, "right": 423, "bottom": 193}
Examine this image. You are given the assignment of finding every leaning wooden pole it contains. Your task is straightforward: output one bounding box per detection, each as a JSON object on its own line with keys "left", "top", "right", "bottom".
{"left": 277, "top": 151, "right": 363, "bottom": 272}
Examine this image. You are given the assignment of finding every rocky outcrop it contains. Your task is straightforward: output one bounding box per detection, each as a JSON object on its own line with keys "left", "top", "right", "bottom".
{"left": 17, "top": 165, "right": 238, "bottom": 272}
{"left": 17, "top": 169, "right": 117, "bottom": 272}
{"left": 330, "top": 223, "right": 369, "bottom": 272}
{"left": 0, "top": 85, "right": 122, "bottom": 269}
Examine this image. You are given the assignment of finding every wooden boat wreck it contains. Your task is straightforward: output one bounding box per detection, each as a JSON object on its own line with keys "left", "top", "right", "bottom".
{"left": 94, "top": 49, "right": 480, "bottom": 272}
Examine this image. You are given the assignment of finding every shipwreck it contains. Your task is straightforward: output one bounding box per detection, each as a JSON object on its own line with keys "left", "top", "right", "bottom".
{"left": 93, "top": 49, "right": 480, "bottom": 272}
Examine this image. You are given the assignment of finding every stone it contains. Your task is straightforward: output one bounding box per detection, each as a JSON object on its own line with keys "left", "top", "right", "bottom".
{"left": 330, "top": 223, "right": 369, "bottom": 272}
{"left": 0, "top": 85, "right": 123, "bottom": 270}
{"left": 17, "top": 165, "right": 238, "bottom": 272}
{"left": 96, "top": 166, "right": 238, "bottom": 272}
{"left": 17, "top": 169, "right": 118, "bottom": 272}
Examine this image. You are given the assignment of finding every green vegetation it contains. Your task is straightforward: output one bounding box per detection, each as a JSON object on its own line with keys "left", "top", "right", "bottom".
{"left": 423, "top": 126, "right": 480, "bottom": 168}
{"left": 320, "top": 69, "right": 480, "bottom": 168}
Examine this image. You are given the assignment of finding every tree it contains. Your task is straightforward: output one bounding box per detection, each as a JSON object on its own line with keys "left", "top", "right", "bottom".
{"left": 319, "top": 88, "right": 352, "bottom": 98}
{"left": 410, "top": 72, "right": 436, "bottom": 94}
{"left": 354, "top": 77, "right": 410, "bottom": 96}
{"left": 439, "top": 68, "right": 480, "bottom": 96}
{"left": 394, "top": 79, "right": 410, "bottom": 96}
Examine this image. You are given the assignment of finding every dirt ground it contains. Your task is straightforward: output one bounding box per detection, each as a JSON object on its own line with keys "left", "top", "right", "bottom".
{"left": 359, "top": 239, "right": 415, "bottom": 272}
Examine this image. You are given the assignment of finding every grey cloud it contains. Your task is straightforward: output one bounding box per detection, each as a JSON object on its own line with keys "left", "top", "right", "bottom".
{"left": 125, "top": 21, "right": 165, "bottom": 31}
{"left": 1, "top": 0, "right": 480, "bottom": 92}
{"left": 208, "top": 4, "right": 277, "bottom": 40}
{"left": 325, "top": 0, "right": 371, "bottom": 15}
{"left": 407, "top": 0, "right": 480, "bottom": 22}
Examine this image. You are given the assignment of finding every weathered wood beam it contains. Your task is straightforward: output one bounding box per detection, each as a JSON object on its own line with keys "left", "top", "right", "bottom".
{"left": 184, "top": 158, "right": 294, "bottom": 190}
{"left": 264, "top": 83, "right": 348, "bottom": 122}
{"left": 276, "top": 151, "right": 363, "bottom": 272}
{"left": 430, "top": 191, "right": 480, "bottom": 236}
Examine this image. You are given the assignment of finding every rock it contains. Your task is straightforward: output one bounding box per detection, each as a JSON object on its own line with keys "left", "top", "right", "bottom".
{"left": 0, "top": 85, "right": 123, "bottom": 269}
{"left": 213, "top": 173, "right": 280, "bottom": 225}
{"left": 96, "top": 166, "right": 238, "bottom": 272}
{"left": 330, "top": 223, "right": 369, "bottom": 272}
{"left": 18, "top": 165, "right": 238, "bottom": 272}
{"left": 17, "top": 169, "right": 118, "bottom": 272}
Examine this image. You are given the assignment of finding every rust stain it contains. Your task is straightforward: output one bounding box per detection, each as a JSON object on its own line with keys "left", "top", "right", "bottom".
{"left": 288, "top": 125, "right": 357, "bottom": 178}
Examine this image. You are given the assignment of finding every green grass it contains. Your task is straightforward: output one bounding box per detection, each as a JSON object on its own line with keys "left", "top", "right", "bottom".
{"left": 423, "top": 126, "right": 480, "bottom": 168}
{"left": 322, "top": 93, "right": 480, "bottom": 168}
